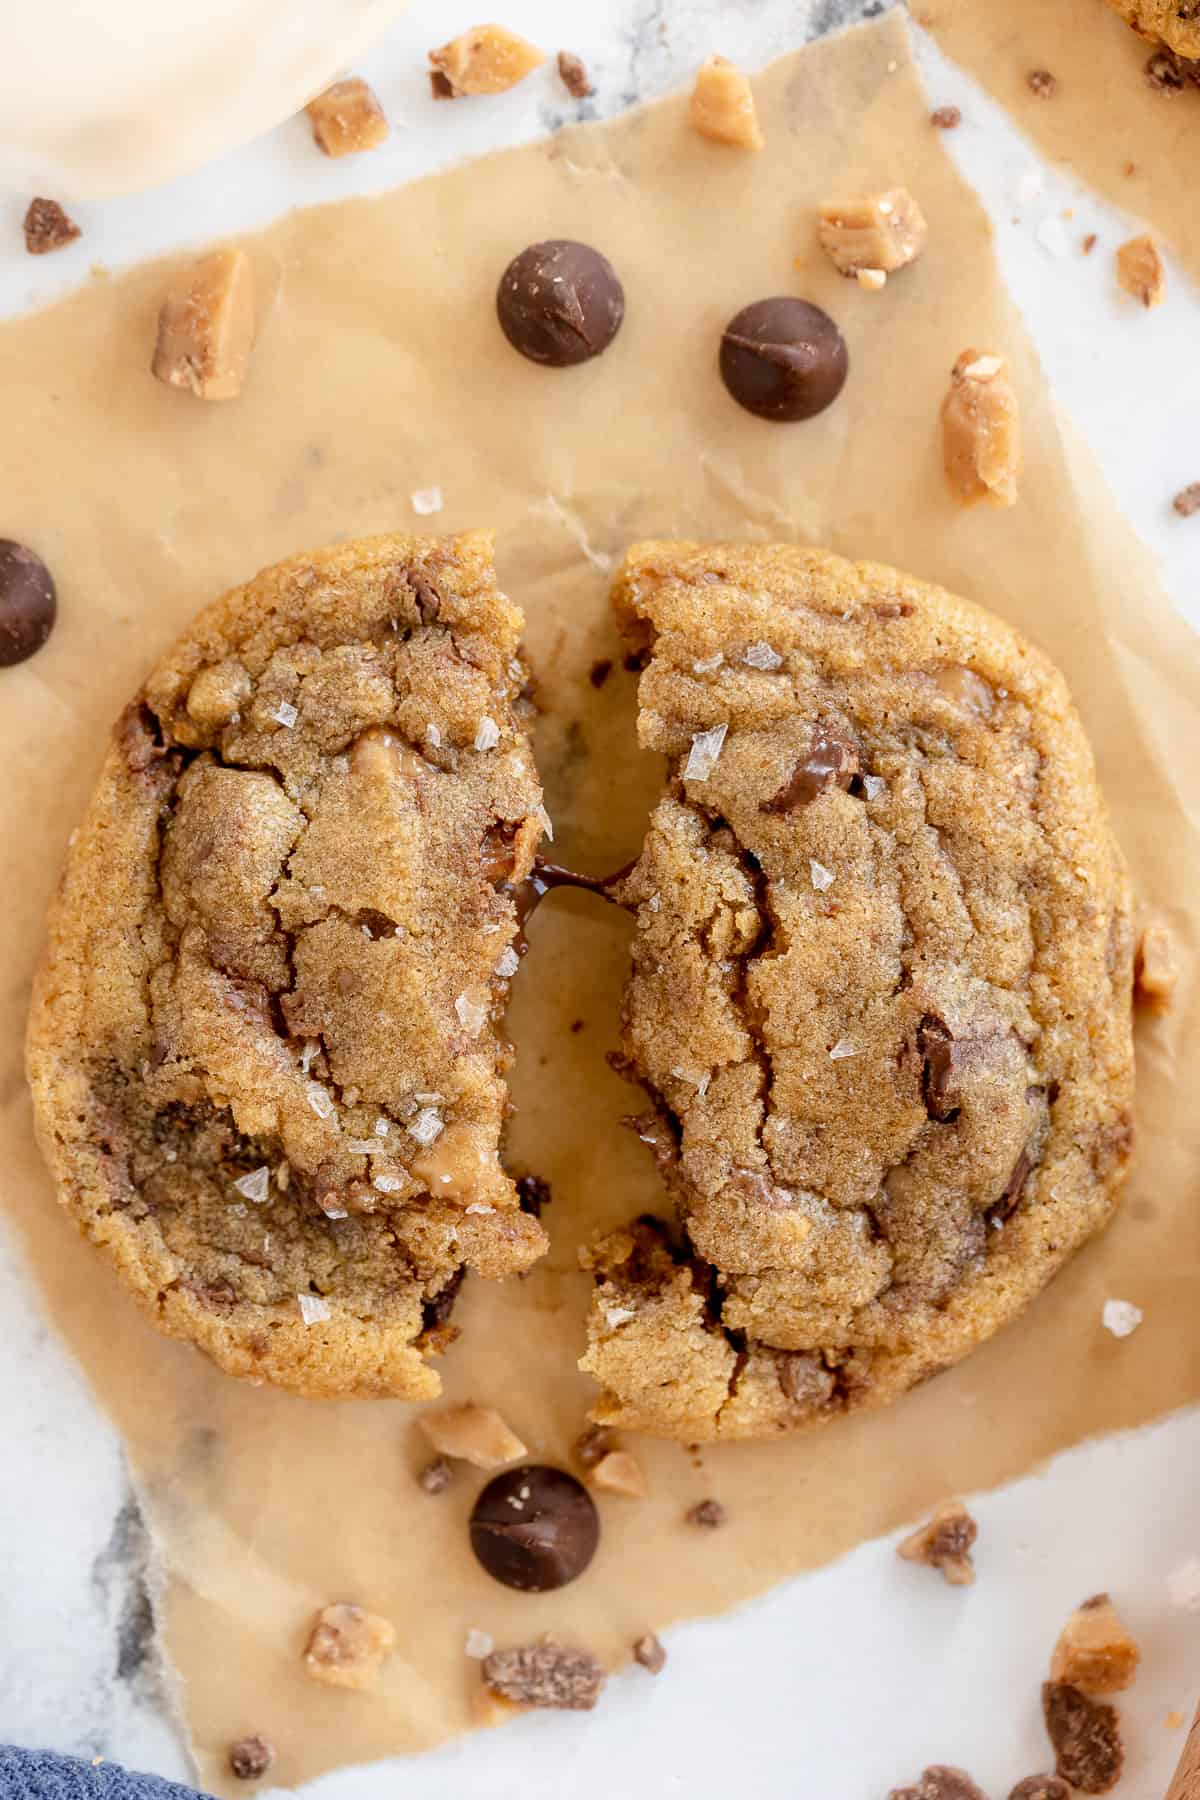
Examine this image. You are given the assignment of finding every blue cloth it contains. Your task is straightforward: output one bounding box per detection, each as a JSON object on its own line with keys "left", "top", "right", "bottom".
{"left": 0, "top": 1750, "right": 209, "bottom": 1800}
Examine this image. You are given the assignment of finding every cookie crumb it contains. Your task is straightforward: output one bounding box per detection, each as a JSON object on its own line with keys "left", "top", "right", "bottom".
{"left": 228, "top": 1736, "right": 274, "bottom": 1781}
{"left": 633, "top": 1632, "right": 667, "bottom": 1673}
{"left": 482, "top": 1640, "right": 606, "bottom": 1710}
{"left": 590, "top": 1450, "right": 648, "bottom": 1497}
{"left": 1135, "top": 920, "right": 1179, "bottom": 1008}
{"left": 304, "top": 1603, "right": 397, "bottom": 1691}
{"left": 557, "top": 50, "right": 594, "bottom": 98}
{"left": 429, "top": 25, "right": 544, "bottom": 97}
{"left": 686, "top": 1498, "right": 726, "bottom": 1529}
{"left": 942, "top": 348, "right": 1020, "bottom": 508}
{"left": 890, "top": 1766, "right": 988, "bottom": 1799}
{"left": 589, "top": 657, "right": 613, "bottom": 688}
{"left": 1101, "top": 1297, "right": 1143, "bottom": 1338}
{"left": 1082, "top": 233, "right": 1098, "bottom": 255}
{"left": 1008, "top": 1780, "right": 1069, "bottom": 1800}
{"left": 305, "top": 78, "right": 388, "bottom": 156}
{"left": 930, "top": 105, "right": 961, "bottom": 128}
{"left": 1173, "top": 482, "right": 1200, "bottom": 518}
{"left": 574, "top": 1423, "right": 617, "bottom": 1469}
{"left": 23, "top": 197, "right": 80, "bottom": 255}
{"left": 1050, "top": 1593, "right": 1141, "bottom": 1693}
{"left": 417, "top": 1455, "right": 453, "bottom": 1494}
{"left": 1028, "top": 69, "right": 1058, "bottom": 97}
{"left": 818, "top": 189, "right": 928, "bottom": 283}
{"left": 1117, "top": 233, "right": 1166, "bottom": 307}
{"left": 515, "top": 1173, "right": 552, "bottom": 1217}
{"left": 897, "top": 1499, "right": 977, "bottom": 1585}
{"left": 151, "top": 248, "right": 256, "bottom": 403}
{"left": 688, "top": 54, "right": 764, "bottom": 150}
{"left": 418, "top": 1403, "right": 527, "bottom": 1468}
{"left": 1042, "top": 1681, "right": 1124, "bottom": 1792}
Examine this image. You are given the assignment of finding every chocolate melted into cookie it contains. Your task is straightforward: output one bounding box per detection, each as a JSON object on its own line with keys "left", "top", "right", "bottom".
{"left": 28, "top": 533, "right": 551, "bottom": 1400}
{"left": 578, "top": 541, "right": 1135, "bottom": 1441}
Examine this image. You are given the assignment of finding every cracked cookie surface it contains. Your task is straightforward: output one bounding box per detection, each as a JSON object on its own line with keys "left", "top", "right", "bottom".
{"left": 1105, "top": 0, "right": 1200, "bottom": 58}
{"left": 27, "top": 531, "right": 547, "bottom": 1398}
{"left": 581, "top": 541, "right": 1134, "bottom": 1440}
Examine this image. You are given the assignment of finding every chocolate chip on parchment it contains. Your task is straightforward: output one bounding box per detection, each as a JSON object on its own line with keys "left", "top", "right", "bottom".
{"left": 228, "top": 1736, "right": 274, "bottom": 1781}
{"left": 23, "top": 197, "right": 80, "bottom": 255}
{"left": 719, "top": 296, "right": 848, "bottom": 422}
{"left": 0, "top": 539, "right": 57, "bottom": 666}
{"left": 762, "top": 724, "right": 859, "bottom": 811}
{"left": 685, "top": 1498, "right": 726, "bottom": 1529}
{"left": 516, "top": 1173, "right": 552, "bottom": 1217}
{"left": 1042, "top": 1681, "right": 1125, "bottom": 1794}
{"left": 470, "top": 1464, "right": 600, "bottom": 1591}
{"left": 481, "top": 1638, "right": 606, "bottom": 1709}
{"left": 497, "top": 240, "right": 624, "bottom": 367}
{"left": 918, "top": 1015, "right": 963, "bottom": 1123}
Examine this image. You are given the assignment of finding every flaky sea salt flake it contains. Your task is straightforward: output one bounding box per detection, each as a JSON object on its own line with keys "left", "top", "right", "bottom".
{"left": 297, "top": 1294, "right": 330, "bottom": 1325}
{"left": 1102, "top": 1297, "right": 1143, "bottom": 1338}
{"left": 410, "top": 485, "right": 443, "bottom": 516}
{"left": 810, "top": 859, "right": 835, "bottom": 892}
{"left": 829, "top": 1038, "right": 858, "bottom": 1060}
{"left": 232, "top": 1166, "right": 270, "bottom": 1205}
{"left": 271, "top": 700, "right": 299, "bottom": 729}
{"left": 693, "top": 653, "right": 724, "bottom": 675}
{"left": 426, "top": 722, "right": 441, "bottom": 748}
{"left": 495, "top": 946, "right": 520, "bottom": 979}
{"left": 306, "top": 1081, "right": 335, "bottom": 1120}
{"left": 863, "top": 774, "right": 886, "bottom": 800}
{"left": 465, "top": 1629, "right": 494, "bottom": 1660}
{"left": 345, "top": 1138, "right": 380, "bottom": 1155}
{"left": 744, "top": 640, "right": 783, "bottom": 671}
{"left": 373, "top": 1173, "right": 403, "bottom": 1193}
{"left": 455, "top": 991, "right": 488, "bottom": 1035}
{"left": 685, "top": 723, "right": 728, "bottom": 783}
{"left": 409, "top": 1108, "right": 444, "bottom": 1147}
{"left": 374, "top": 1118, "right": 389, "bottom": 1137}
{"left": 474, "top": 716, "right": 501, "bottom": 753}
{"left": 606, "top": 1306, "right": 636, "bottom": 1327}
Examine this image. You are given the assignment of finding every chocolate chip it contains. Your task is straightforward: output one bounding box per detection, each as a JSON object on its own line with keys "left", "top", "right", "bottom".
{"left": 685, "top": 1498, "right": 726, "bottom": 1528}
{"left": 515, "top": 1173, "right": 551, "bottom": 1217}
{"left": 557, "top": 50, "right": 594, "bottom": 97}
{"left": 588, "top": 657, "right": 613, "bottom": 688}
{"left": 482, "top": 1639, "right": 606, "bottom": 1709}
{"left": 429, "top": 69, "right": 455, "bottom": 99}
{"left": 422, "top": 1266, "right": 465, "bottom": 1331}
{"left": 1009, "top": 1777, "right": 1070, "bottom": 1800}
{"left": 0, "top": 540, "right": 57, "bottom": 667}
{"left": 497, "top": 240, "right": 625, "bottom": 367}
{"left": 918, "top": 1015, "right": 963, "bottom": 1123}
{"left": 987, "top": 1140, "right": 1038, "bottom": 1226}
{"left": 23, "top": 197, "right": 80, "bottom": 255}
{"left": 719, "top": 297, "right": 848, "bottom": 422}
{"left": 762, "top": 724, "right": 858, "bottom": 811}
{"left": 1042, "top": 1682, "right": 1124, "bottom": 1793}
{"left": 228, "top": 1736, "right": 274, "bottom": 1781}
{"left": 355, "top": 908, "right": 397, "bottom": 940}
{"left": 469, "top": 1464, "right": 599, "bottom": 1591}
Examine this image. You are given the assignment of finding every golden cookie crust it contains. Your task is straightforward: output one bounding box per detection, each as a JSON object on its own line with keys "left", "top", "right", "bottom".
{"left": 581, "top": 542, "right": 1134, "bottom": 1440}
{"left": 28, "top": 532, "right": 547, "bottom": 1398}
{"left": 1106, "top": 0, "right": 1200, "bottom": 58}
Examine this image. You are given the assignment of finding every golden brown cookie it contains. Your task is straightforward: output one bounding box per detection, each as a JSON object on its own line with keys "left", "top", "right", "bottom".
{"left": 28, "top": 532, "right": 547, "bottom": 1398}
{"left": 1105, "top": 0, "right": 1200, "bottom": 59}
{"left": 581, "top": 542, "right": 1134, "bottom": 1440}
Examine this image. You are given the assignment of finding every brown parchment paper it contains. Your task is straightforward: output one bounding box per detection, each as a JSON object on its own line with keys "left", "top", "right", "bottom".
{"left": 1, "top": 12, "right": 1198, "bottom": 1793}
{"left": 926, "top": 0, "right": 1200, "bottom": 282}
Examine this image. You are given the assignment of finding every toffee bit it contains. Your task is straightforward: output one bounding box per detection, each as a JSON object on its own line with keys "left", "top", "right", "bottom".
{"left": 897, "top": 1499, "right": 977, "bottom": 1585}
{"left": 633, "top": 1632, "right": 667, "bottom": 1673}
{"left": 24, "top": 197, "right": 81, "bottom": 255}
{"left": 557, "top": 50, "right": 594, "bottom": 98}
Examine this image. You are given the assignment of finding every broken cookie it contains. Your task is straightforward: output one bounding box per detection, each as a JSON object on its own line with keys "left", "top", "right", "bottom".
{"left": 580, "top": 542, "right": 1134, "bottom": 1440}
{"left": 27, "top": 532, "right": 548, "bottom": 1398}
{"left": 897, "top": 1500, "right": 978, "bottom": 1586}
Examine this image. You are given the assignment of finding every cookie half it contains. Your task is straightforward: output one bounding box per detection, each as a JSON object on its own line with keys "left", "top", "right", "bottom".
{"left": 582, "top": 542, "right": 1134, "bottom": 1440}
{"left": 28, "top": 532, "right": 547, "bottom": 1398}
{"left": 1105, "top": 0, "right": 1200, "bottom": 59}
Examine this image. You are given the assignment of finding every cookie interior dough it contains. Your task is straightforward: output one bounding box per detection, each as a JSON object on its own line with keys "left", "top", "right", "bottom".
{"left": 581, "top": 541, "right": 1135, "bottom": 1440}
{"left": 1104, "top": 0, "right": 1200, "bottom": 58}
{"left": 27, "top": 531, "right": 548, "bottom": 1399}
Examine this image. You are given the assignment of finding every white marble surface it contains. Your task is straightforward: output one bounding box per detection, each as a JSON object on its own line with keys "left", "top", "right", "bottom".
{"left": 0, "top": 2, "right": 1198, "bottom": 1794}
